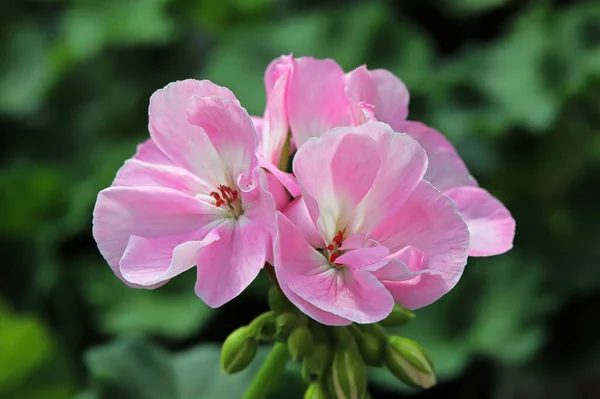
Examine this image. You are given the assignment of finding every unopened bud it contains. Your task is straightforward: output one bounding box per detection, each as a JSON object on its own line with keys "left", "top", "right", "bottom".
{"left": 385, "top": 336, "right": 435, "bottom": 389}
{"left": 275, "top": 312, "right": 297, "bottom": 340}
{"left": 305, "top": 381, "right": 329, "bottom": 399}
{"left": 249, "top": 311, "right": 277, "bottom": 340}
{"left": 304, "top": 343, "right": 332, "bottom": 377}
{"left": 288, "top": 327, "right": 313, "bottom": 360}
{"left": 354, "top": 327, "right": 385, "bottom": 367}
{"left": 327, "top": 344, "right": 367, "bottom": 399}
{"left": 268, "top": 286, "right": 291, "bottom": 313}
{"left": 220, "top": 326, "right": 258, "bottom": 374}
{"left": 380, "top": 304, "right": 415, "bottom": 327}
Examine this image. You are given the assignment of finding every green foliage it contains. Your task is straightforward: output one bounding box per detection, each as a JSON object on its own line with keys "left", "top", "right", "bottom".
{"left": 2, "top": 0, "right": 600, "bottom": 397}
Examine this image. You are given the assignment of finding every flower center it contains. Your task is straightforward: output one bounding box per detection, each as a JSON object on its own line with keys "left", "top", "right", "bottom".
{"left": 210, "top": 185, "right": 243, "bottom": 218}
{"left": 326, "top": 230, "right": 345, "bottom": 266}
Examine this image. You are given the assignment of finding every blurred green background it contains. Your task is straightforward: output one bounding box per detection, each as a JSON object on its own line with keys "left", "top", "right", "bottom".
{"left": 2, "top": 0, "right": 600, "bottom": 398}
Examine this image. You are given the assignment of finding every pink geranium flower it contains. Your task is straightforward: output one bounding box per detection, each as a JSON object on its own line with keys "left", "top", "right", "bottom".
{"left": 274, "top": 122, "right": 471, "bottom": 325}
{"left": 258, "top": 55, "right": 515, "bottom": 257}
{"left": 92, "top": 80, "right": 276, "bottom": 308}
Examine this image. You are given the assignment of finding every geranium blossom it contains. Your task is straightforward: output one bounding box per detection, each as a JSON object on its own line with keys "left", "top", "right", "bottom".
{"left": 275, "top": 122, "right": 471, "bottom": 325}
{"left": 92, "top": 80, "right": 276, "bottom": 308}
{"left": 257, "top": 55, "right": 515, "bottom": 257}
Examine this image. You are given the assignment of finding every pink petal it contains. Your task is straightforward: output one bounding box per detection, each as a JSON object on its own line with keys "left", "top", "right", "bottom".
{"left": 345, "top": 66, "right": 409, "bottom": 129}
{"left": 282, "top": 197, "right": 323, "bottom": 249}
{"left": 237, "top": 166, "right": 277, "bottom": 239}
{"left": 258, "top": 157, "right": 301, "bottom": 197}
{"left": 399, "top": 121, "right": 477, "bottom": 192}
{"left": 266, "top": 172, "right": 291, "bottom": 211}
{"left": 335, "top": 243, "right": 389, "bottom": 271}
{"left": 92, "top": 186, "right": 222, "bottom": 283}
{"left": 349, "top": 122, "right": 428, "bottom": 233}
{"left": 133, "top": 139, "right": 175, "bottom": 166}
{"left": 292, "top": 127, "right": 380, "bottom": 242}
{"left": 194, "top": 218, "right": 271, "bottom": 308}
{"left": 119, "top": 230, "right": 220, "bottom": 286}
{"left": 370, "top": 181, "right": 470, "bottom": 309}
{"left": 261, "top": 55, "right": 292, "bottom": 166}
{"left": 445, "top": 186, "right": 515, "bottom": 257}
{"left": 113, "top": 159, "right": 211, "bottom": 196}
{"left": 187, "top": 96, "right": 258, "bottom": 180}
{"left": 287, "top": 57, "right": 353, "bottom": 147}
{"left": 149, "top": 80, "right": 237, "bottom": 184}
{"left": 278, "top": 281, "right": 352, "bottom": 326}
{"left": 275, "top": 213, "right": 394, "bottom": 324}
{"left": 331, "top": 132, "right": 380, "bottom": 213}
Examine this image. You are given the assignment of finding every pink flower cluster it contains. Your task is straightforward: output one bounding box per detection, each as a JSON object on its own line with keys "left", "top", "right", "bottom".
{"left": 93, "top": 55, "right": 515, "bottom": 325}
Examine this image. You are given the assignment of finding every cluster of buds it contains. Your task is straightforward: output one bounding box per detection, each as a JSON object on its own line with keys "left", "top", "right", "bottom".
{"left": 220, "top": 288, "right": 436, "bottom": 398}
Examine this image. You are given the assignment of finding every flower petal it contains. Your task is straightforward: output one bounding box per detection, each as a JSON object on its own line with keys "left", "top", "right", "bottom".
{"left": 133, "top": 139, "right": 175, "bottom": 166}
{"left": 258, "top": 157, "right": 301, "bottom": 197}
{"left": 345, "top": 66, "right": 410, "bottom": 129}
{"left": 149, "top": 80, "right": 237, "bottom": 184}
{"left": 261, "top": 55, "right": 292, "bottom": 166}
{"left": 92, "top": 186, "right": 222, "bottom": 283}
{"left": 370, "top": 181, "right": 470, "bottom": 309}
{"left": 119, "top": 230, "right": 220, "bottom": 286}
{"left": 349, "top": 122, "right": 428, "bottom": 233}
{"left": 282, "top": 197, "right": 323, "bottom": 248}
{"left": 287, "top": 57, "right": 353, "bottom": 147}
{"left": 335, "top": 243, "right": 389, "bottom": 271}
{"left": 445, "top": 186, "right": 515, "bottom": 257}
{"left": 275, "top": 213, "right": 394, "bottom": 324}
{"left": 187, "top": 96, "right": 258, "bottom": 182}
{"left": 399, "top": 121, "right": 477, "bottom": 192}
{"left": 113, "top": 159, "right": 211, "bottom": 196}
{"left": 194, "top": 218, "right": 271, "bottom": 308}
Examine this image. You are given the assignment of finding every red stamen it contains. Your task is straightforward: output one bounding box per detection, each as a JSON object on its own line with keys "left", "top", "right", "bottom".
{"left": 327, "top": 244, "right": 334, "bottom": 251}
{"left": 329, "top": 253, "right": 338, "bottom": 263}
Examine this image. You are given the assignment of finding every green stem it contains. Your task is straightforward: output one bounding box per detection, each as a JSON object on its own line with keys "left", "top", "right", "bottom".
{"left": 243, "top": 342, "right": 290, "bottom": 399}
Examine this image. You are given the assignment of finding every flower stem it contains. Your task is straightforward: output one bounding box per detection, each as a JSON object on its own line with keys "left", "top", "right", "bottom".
{"left": 243, "top": 342, "right": 290, "bottom": 399}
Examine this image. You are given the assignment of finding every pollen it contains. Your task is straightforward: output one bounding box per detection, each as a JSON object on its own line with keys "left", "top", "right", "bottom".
{"left": 210, "top": 185, "right": 242, "bottom": 217}
{"left": 327, "top": 230, "right": 345, "bottom": 265}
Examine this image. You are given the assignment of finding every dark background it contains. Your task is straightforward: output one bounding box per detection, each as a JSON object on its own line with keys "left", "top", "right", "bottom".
{"left": 2, "top": 0, "right": 600, "bottom": 398}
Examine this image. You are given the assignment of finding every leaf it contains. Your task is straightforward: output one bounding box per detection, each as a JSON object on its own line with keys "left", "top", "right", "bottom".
{"left": 84, "top": 336, "right": 177, "bottom": 399}
{"left": 172, "top": 344, "right": 303, "bottom": 399}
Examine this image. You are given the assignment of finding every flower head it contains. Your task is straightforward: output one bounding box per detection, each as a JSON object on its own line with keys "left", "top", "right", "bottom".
{"left": 92, "top": 79, "right": 276, "bottom": 308}
{"left": 274, "top": 122, "right": 471, "bottom": 325}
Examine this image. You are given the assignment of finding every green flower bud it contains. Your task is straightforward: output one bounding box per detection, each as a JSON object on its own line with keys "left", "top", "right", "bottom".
{"left": 303, "top": 343, "right": 332, "bottom": 377}
{"left": 220, "top": 326, "right": 258, "bottom": 374}
{"left": 275, "top": 312, "right": 297, "bottom": 340}
{"left": 301, "top": 358, "right": 314, "bottom": 383}
{"left": 380, "top": 304, "right": 415, "bottom": 327}
{"left": 327, "top": 345, "right": 367, "bottom": 399}
{"left": 354, "top": 328, "right": 385, "bottom": 367}
{"left": 268, "top": 286, "right": 291, "bottom": 313}
{"left": 384, "top": 336, "right": 436, "bottom": 389}
{"left": 249, "top": 311, "right": 277, "bottom": 341}
{"left": 305, "top": 381, "right": 330, "bottom": 399}
{"left": 288, "top": 327, "right": 314, "bottom": 360}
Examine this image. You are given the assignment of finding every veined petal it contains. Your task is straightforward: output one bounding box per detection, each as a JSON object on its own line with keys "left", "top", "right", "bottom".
{"left": 149, "top": 80, "right": 239, "bottom": 185}
{"left": 119, "top": 229, "right": 220, "bottom": 287}
{"left": 113, "top": 159, "right": 211, "bottom": 196}
{"left": 370, "top": 181, "right": 470, "bottom": 309}
{"left": 287, "top": 57, "right": 353, "bottom": 147}
{"left": 133, "top": 139, "right": 175, "bottom": 166}
{"left": 92, "top": 186, "right": 222, "bottom": 284}
{"left": 293, "top": 128, "right": 380, "bottom": 242}
{"left": 445, "top": 186, "right": 515, "bottom": 257}
{"left": 194, "top": 217, "right": 271, "bottom": 308}
{"left": 187, "top": 96, "right": 258, "bottom": 182}
{"left": 275, "top": 213, "right": 393, "bottom": 324}
{"left": 335, "top": 243, "right": 389, "bottom": 271}
{"left": 399, "top": 121, "right": 477, "bottom": 192}
{"left": 282, "top": 197, "right": 323, "bottom": 249}
{"left": 262, "top": 55, "right": 292, "bottom": 166}
{"left": 345, "top": 66, "right": 410, "bottom": 129}
{"left": 349, "top": 122, "right": 428, "bottom": 233}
